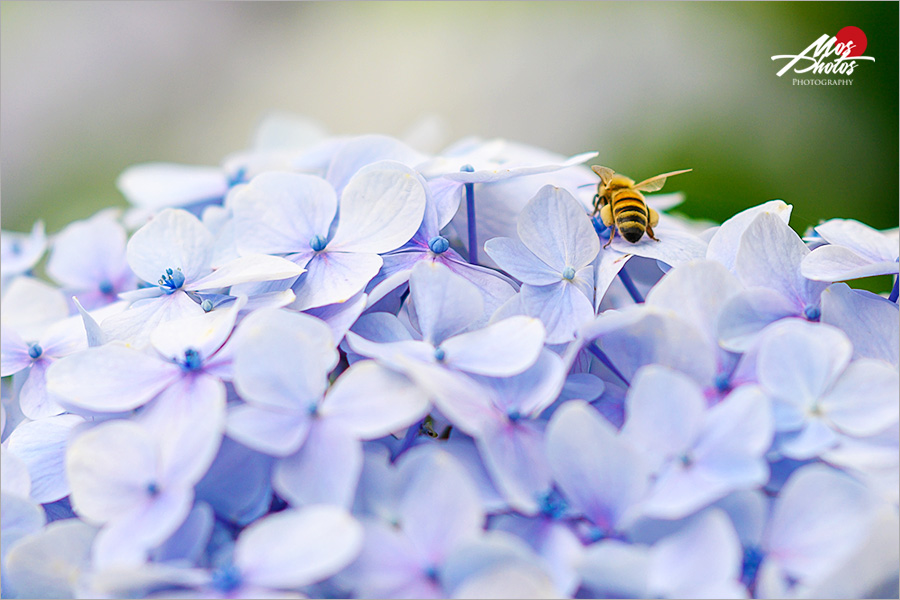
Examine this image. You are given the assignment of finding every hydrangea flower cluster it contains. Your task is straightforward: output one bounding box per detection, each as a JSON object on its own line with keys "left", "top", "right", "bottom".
{"left": 2, "top": 115, "right": 898, "bottom": 599}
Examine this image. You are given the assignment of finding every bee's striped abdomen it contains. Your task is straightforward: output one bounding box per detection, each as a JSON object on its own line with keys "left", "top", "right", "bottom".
{"left": 612, "top": 195, "right": 649, "bottom": 243}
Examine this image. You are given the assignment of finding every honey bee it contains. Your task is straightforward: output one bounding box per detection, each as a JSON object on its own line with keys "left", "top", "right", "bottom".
{"left": 591, "top": 165, "right": 691, "bottom": 246}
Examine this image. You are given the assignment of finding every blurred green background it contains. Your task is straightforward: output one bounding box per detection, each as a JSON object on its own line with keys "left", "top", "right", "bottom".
{"left": 2, "top": 1, "right": 897, "bottom": 239}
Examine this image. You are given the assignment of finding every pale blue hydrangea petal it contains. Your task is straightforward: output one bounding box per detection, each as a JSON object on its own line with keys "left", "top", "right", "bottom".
{"left": 46, "top": 211, "right": 132, "bottom": 295}
{"left": 91, "top": 486, "right": 194, "bottom": 568}
{"left": 46, "top": 342, "right": 181, "bottom": 413}
{"left": 821, "top": 283, "right": 899, "bottom": 367}
{"left": 73, "top": 297, "right": 107, "bottom": 347}
{"left": 125, "top": 208, "right": 214, "bottom": 285}
{"left": 398, "top": 363, "right": 498, "bottom": 436}
{"left": 647, "top": 509, "right": 743, "bottom": 599}
{"left": 621, "top": 366, "right": 706, "bottom": 473}
{"left": 409, "top": 261, "right": 483, "bottom": 346}
{"left": 517, "top": 185, "right": 598, "bottom": 272}
{"left": 821, "top": 359, "right": 899, "bottom": 436}
{"left": 348, "top": 311, "right": 414, "bottom": 343}
{"left": 150, "top": 298, "right": 240, "bottom": 364}
{"left": 0, "top": 327, "right": 32, "bottom": 376}
{"left": 476, "top": 419, "right": 551, "bottom": 515}
{"left": 289, "top": 251, "right": 383, "bottom": 311}
{"left": 100, "top": 289, "right": 206, "bottom": 348}
{"left": 398, "top": 448, "right": 484, "bottom": 564}
{"left": 735, "top": 212, "right": 827, "bottom": 308}
{"left": 345, "top": 335, "right": 435, "bottom": 373}
{"left": 706, "top": 200, "right": 792, "bottom": 272}
{"left": 477, "top": 348, "right": 566, "bottom": 417}
{"left": 439, "top": 259, "right": 518, "bottom": 328}
{"left": 757, "top": 320, "right": 852, "bottom": 409}
{"left": 6, "top": 414, "right": 84, "bottom": 503}
{"left": 546, "top": 400, "right": 650, "bottom": 532}
{"left": 441, "top": 438, "right": 509, "bottom": 515}
{"left": 321, "top": 361, "right": 429, "bottom": 440}
{"left": 777, "top": 419, "right": 839, "bottom": 460}
{"left": 273, "top": 419, "right": 362, "bottom": 509}
{"left": 1, "top": 446, "right": 32, "bottom": 498}
{"left": 483, "top": 237, "right": 561, "bottom": 285}
{"left": 347, "top": 520, "right": 440, "bottom": 599}
{"left": 578, "top": 540, "right": 651, "bottom": 598}
{"left": 437, "top": 150, "right": 597, "bottom": 184}
{"left": 117, "top": 163, "right": 229, "bottom": 210}
{"left": 441, "top": 530, "right": 555, "bottom": 599}
{"left": 232, "top": 172, "right": 337, "bottom": 256}
{"left": 763, "top": 464, "right": 878, "bottom": 585}
{"left": 0, "top": 494, "right": 46, "bottom": 593}
{"left": 4, "top": 518, "right": 96, "bottom": 599}
{"left": 232, "top": 308, "right": 336, "bottom": 412}
{"left": 16, "top": 359, "right": 66, "bottom": 420}
{"left": 328, "top": 162, "right": 427, "bottom": 255}
{"left": 66, "top": 420, "right": 161, "bottom": 525}
{"left": 607, "top": 228, "right": 708, "bottom": 268}
{"left": 190, "top": 254, "right": 303, "bottom": 291}
{"left": 801, "top": 244, "right": 899, "bottom": 281}
{"left": 235, "top": 505, "right": 363, "bottom": 589}
{"left": 516, "top": 282, "right": 594, "bottom": 345}
{"left": 815, "top": 218, "right": 899, "bottom": 259}
{"left": 1, "top": 221, "right": 47, "bottom": 285}
{"left": 717, "top": 287, "right": 798, "bottom": 352}
{"left": 439, "top": 316, "right": 544, "bottom": 376}
{"left": 645, "top": 260, "right": 743, "bottom": 347}
{"left": 1, "top": 276, "right": 69, "bottom": 342}
{"left": 325, "top": 135, "right": 425, "bottom": 196}
{"left": 136, "top": 374, "right": 225, "bottom": 489}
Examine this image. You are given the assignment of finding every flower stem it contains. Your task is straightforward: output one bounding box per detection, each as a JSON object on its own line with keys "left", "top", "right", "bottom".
{"left": 461, "top": 164, "right": 477, "bottom": 264}
{"left": 617, "top": 266, "right": 644, "bottom": 304}
{"left": 588, "top": 343, "right": 630, "bottom": 386}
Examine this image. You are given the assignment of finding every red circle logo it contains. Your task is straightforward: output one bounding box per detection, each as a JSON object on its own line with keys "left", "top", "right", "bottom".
{"left": 835, "top": 26, "right": 867, "bottom": 57}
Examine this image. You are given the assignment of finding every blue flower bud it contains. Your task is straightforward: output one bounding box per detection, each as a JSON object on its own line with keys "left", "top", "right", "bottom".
{"left": 562, "top": 266, "right": 576, "bottom": 281}
{"left": 201, "top": 299, "right": 214, "bottom": 312}
{"left": 211, "top": 564, "right": 243, "bottom": 593}
{"left": 460, "top": 164, "right": 475, "bottom": 173}
{"left": 27, "top": 343, "right": 43, "bottom": 360}
{"left": 180, "top": 348, "right": 203, "bottom": 372}
{"left": 309, "top": 234, "right": 328, "bottom": 252}
{"left": 428, "top": 236, "right": 450, "bottom": 254}
{"left": 803, "top": 304, "right": 821, "bottom": 321}
{"left": 98, "top": 279, "right": 114, "bottom": 295}
{"left": 433, "top": 347, "right": 446, "bottom": 362}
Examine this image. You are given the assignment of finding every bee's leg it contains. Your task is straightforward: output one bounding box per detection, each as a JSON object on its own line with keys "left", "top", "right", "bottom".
{"left": 603, "top": 222, "right": 616, "bottom": 248}
{"left": 591, "top": 194, "right": 601, "bottom": 215}
{"left": 646, "top": 208, "right": 661, "bottom": 242}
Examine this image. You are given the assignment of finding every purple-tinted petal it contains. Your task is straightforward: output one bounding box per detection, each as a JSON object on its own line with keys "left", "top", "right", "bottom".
{"left": 6, "top": 414, "right": 84, "bottom": 503}
{"left": 236, "top": 505, "right": 363, "bottom": 589}
{"left": 232, "top": 308, "right": 336, "bottom": 411}
{"left": 46, "top": 212, "right": 130, "bottom": 291}
{"left": 1, "top": 277, "right": 69, "bottom": 342}
{"left": 607, "top": 228, "right": 708, "bottom": 268}
{"left": 477, "top": 419, "right": 551, "bottom": 515}
{"left": 483, "top": 237, "right": 560, "bottom": 285}
{"left": 191, "top": 254, "right": 303, "bottom": 290}
{"left": 578, "top": 540, "right": 651, "bottom": 598}
{"left": 273, "top": 419, "right": 362, "bottom": 509}
{"left": 442, "top": 316, "right": 545, "bottom": 376}
{"left": 517, "top": 185, "right": 598, "bottom": 272}
{"left": 802, "top": 244, "right": 898, "bottom": 281}
{"left": 706, "top": 200, "right": 792, "bottom": 272}
{"left": 325, "top": 135, "right": 425, "bottom": 195}
{"left": 290, "top": 251, "right": 383, "bottom": 311}
{"left": 46, "top": 343, "right": 180, "bottom": 413}
{"left": 305, "top": 291, "right": 368, "bottom": 344}
{"left": 66, "top": 420, "right": 160, "bottom": 525}
{"left": 517, "top": 282, "right": 594, "bottom": 345}
{"left": 397, "top": 448, "right": 484, "bottom": 564}
{"left": 195, "top": 439, "right": 274, "bottom": 526}
{"left": 348, "top": 520, "right": 440, "bottom": 599}
{"left": 17, "top": 359, "right": 65, "bottom": 420}
{"left": 546, "top": 400, "right": 650, "bottom": 531}
{"left": 814, "top": 218, "right": 899, "bottom": 262}
{"left": 0, "top": 327, "right": 31, "bottom": 377}
{"left": 101, "top": 290, "right": 206, "bottom": 348}
{"left": 232, "top": 172, "right": 337, "bottom": 256}
{"left": 764, "top": 464, "right": 877, "bottom": 583}
{"left": 322, "top": 361, "right": 429, "bottom": 440}
{"left": 821, "top": 283, "right": 899, "bottom": 367}
{"left": 328, "top": 162, "right": 427, "bottom": 254}
{"left": 409, "top": 261, "right": 483, "bottom": 345}
{"left": 821, "top": 359, "right": 899, "bottom": 436}
{"left": 717, "top": 287, "right": 798, "bottom": 352}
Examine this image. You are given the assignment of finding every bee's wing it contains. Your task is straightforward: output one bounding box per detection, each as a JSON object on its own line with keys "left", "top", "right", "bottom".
{"left": 632, "top": 169, "right": 692, "bottom": 193}
{"left": 591, "top": 165, "right": 615, "bottom": 185}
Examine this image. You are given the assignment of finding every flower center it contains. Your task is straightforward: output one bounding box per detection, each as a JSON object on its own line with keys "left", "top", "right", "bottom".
{"left": 98, "top": 279, "right": 114, "bottom": 295}
{"left": 433, "top": 347, "right": 446, "bottom": 362}
{"left": 27, "top": 343, "right": 43, "bottom": 360}
{"left": 309, "top": 234, "right": 328, "bottom": 252}
{"left": 158, "top": 268, "right": 185, "bottom": 294}
{"left": 146, "top": 481, "right": 160, "bottom": 496}
{"left": 179, "top": 348, "right": 203, "bottom": 372}
{"left": 507, "top": 408, "right": 522, "bottom": 423}
{"left": 201, "top": 299, "right": 214, "bottom": 312}
{"left": 537, "top": 488, "right": 568, "bottom": 520}
{"left": 679, "top": 451, "right": 695, "bottom": 468}
{"left": 428, "top": 236, "right": 450, "bottom": 254}
{"left": 562, "top": 266, "right": 576, "bottom": 281}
